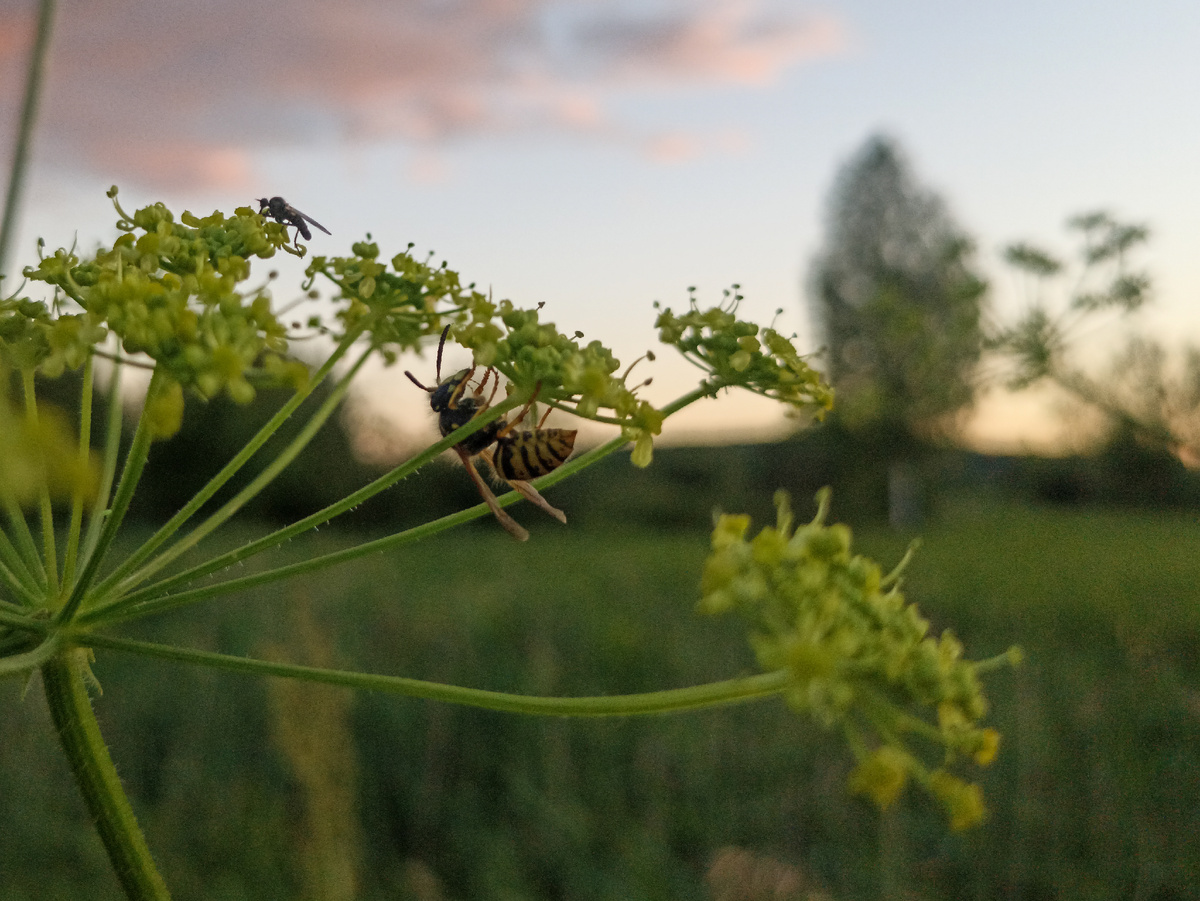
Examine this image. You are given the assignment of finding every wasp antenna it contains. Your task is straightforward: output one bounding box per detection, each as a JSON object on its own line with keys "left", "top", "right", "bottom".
{"left": 435, "top": 324, "right": 452, "bottom": 380}
{"left": 404, "top": 370, "right": 433, "bottom": 392}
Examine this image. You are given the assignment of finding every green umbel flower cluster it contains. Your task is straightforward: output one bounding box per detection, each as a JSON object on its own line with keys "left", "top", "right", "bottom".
{"left": 7, "top": 189, "right": 307, "bottom": 435}
{"left": 655, "top": 287, "right": 833, "bottom": 415}
{"left": 700, "top": 489, "right": 1016, "bottom": 829}
{"left": 3, "top": 190, "right": 691, "bottom": 450}
{"left": 308, "top": 243, "right": 664, "bottom": 460}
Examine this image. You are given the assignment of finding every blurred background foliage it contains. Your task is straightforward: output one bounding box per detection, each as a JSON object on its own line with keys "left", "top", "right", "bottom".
{"left": 3, "top": 497, "right": 1198, "bottom": 900}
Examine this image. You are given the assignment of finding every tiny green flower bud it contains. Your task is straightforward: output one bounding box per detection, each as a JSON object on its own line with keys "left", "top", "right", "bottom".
{"left": 631, "top": 432, "right": 654, "bottom": 468}
{"left": 849, "top": 747, "right": 910, "bottom": 810}
{"left": 929, "top": 771, "right": 986, "bottom": 831}
{"left": 146, "top": 379, "right": 185, "bottom": 439}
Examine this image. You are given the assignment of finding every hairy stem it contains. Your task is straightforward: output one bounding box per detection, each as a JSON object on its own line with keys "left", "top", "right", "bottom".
{"left": 76, "top": 631, "right": 791, "bottom": 717}
{"left": 41, "top": 652, "right": 171, "bottom": 900}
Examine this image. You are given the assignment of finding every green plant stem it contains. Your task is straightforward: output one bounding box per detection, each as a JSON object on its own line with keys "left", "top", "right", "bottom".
{"left": 76, "top": 631, "right": 791, "bottom": 717}
{"left": 41, "top": 652, "right": 171, "bottom": 900}
{"left": 0, "top": 529, "right": 40, "bottom": 602}
{"left": 79, "top": 359, "right": 124, "bottom": 569}
{"left": 24, "top": 370, "right": 58, "bottom": 594}
{"left": 660, "top": 382, "right": 718, "bottom": 418}
{"left": 2, "top": 492, "right": 46, "bottom": 590}
{"left": 0, "top": 553, "right": 39, "bottom": 607}
{"left": 58, "top": 368, "right": 162, "bottom": 623}
{"left": 80, "top": 395, "right": 525, "bottom": 625}
{"left": 90, "top": 334, "right": 370, "bottom": 602}
{"left": 82, "top": 384, "right": 715, "bottom": 629}
{"left": 0, "top": 596, "right": 30, "bottom": 616}
{"left": 98, "top": 433, "right": 628, "bottom": 627}
{"left": 0, "top": 0, "right": 56, "bottom": 279}
{"left": 0, "top": 629, "right": 60, "bottom": 675}
{"left": 0, "top": 604, "right": 47, "bottom": 631}
{"left": 89, "top": 422, "right": 622, "bottom": 626}
{"left": 61, "top": 355, "right": 95, "bottom": 588}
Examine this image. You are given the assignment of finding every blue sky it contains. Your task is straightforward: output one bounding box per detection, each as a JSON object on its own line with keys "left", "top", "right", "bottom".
{"left": 2, "top": 0, "right": 1196, "bottom": 452}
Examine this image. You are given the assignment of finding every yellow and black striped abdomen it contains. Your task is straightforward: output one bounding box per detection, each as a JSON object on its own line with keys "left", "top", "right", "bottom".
{"left": 494, "top": 429, "right": 577, "bottom": 481}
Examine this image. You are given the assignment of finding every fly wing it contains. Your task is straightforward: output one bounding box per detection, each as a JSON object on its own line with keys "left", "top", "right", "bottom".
{"left": 296, "top": 209, "right": 331, "bottom": 235}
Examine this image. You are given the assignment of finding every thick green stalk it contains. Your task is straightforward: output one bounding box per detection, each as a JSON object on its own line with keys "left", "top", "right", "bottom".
{"left": 41, "top": 652, "right": 170, "bottom": 900}
{"left": 0, "top": 0, "right": 56, "bottom": 278}
{"left": 76, "top": 631, "right": 791, "bottom": 717}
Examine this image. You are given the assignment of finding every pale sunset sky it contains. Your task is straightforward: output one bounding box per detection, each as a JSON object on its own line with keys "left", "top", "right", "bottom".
{"left": 2, "top": 0, "right": 1197, "bottom": 453}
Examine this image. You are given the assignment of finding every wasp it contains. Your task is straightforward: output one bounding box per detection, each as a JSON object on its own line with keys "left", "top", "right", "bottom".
{"left": 405, "top": 327, "right": 577, "bottom": 541}
{"left": 256, "top": 196, "right": 331, "bottom": 243}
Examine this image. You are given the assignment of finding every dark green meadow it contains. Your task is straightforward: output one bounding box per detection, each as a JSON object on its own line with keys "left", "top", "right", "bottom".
{"left": 4, "top": 499, "right": 1199, "bottom": 900}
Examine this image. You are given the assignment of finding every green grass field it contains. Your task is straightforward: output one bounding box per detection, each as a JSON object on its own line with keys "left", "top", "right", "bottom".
{"left": 3, "top": 498, "right": 1198, "bottom": 900}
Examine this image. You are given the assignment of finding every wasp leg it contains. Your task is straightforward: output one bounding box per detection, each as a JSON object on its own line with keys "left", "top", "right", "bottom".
{"left": 496, "top": 383, "right": 543, "bottom": 440}
{"left": 447, "top": 366, "right": 477, "bottom": 409}
{"left": 478, "top": 367, "right": 501, "bottom": 406}
{"left": 457, "top": 448, "right": 530, "bottom": 541}
{"left": 507, "top": 478, "right": 568, "bottom": 524}
{"left": 480, "top": 446, "right": 567, "bottom": 524}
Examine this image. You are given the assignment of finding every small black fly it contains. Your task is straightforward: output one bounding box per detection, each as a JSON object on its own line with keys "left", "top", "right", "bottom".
{"left": 256, "top": 196, "right": 331, "bottom": 243}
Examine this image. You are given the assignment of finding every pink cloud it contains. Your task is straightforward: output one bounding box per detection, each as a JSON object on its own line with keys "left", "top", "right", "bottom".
{"left": 644, "top": 132, "right": 703, "bottom": 163}
{"left": 0, "top": 0, "right": 846, "bottom": 190}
